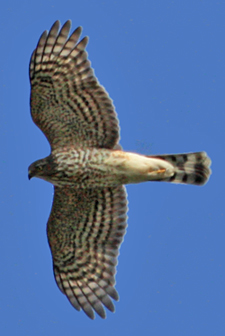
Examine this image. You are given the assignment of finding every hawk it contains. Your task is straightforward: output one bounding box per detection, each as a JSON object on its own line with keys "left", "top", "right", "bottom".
{"left": 28, "top": 20, "right": 211, "bottom": 319}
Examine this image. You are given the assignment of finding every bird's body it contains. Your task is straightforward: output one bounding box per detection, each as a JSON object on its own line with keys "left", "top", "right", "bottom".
{"left": 30, "top": 147, "right": 209, "bottom": 188}
{"left": 28, "top": 20, "right": 211, "bottom": 319}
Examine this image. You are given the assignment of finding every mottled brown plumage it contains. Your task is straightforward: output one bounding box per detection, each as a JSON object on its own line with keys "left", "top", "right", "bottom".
{"left": 29, "top": 20, "right": 211, "bottom": 319}
{"left": 30, "top": 20, "right": 119, "bottom": 150}
{"left": 47, "top": 186, "right": 127, "bottom": 319}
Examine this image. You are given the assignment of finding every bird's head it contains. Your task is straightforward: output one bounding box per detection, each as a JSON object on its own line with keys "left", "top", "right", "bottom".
{"left": 28, "top": 157, "right": 54, "bottom": 181}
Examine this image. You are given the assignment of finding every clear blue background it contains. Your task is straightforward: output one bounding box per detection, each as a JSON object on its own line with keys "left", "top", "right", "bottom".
{"left": 0, "top": 1, "right": 224, "bottom": 335}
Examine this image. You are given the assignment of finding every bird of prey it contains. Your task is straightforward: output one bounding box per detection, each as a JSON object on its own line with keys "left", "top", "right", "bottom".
{"left": 28, "top": 20, "right": 211, "bottom": 319}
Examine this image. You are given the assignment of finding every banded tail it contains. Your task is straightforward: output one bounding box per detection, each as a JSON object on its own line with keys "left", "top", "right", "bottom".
{"left": 149, "top": 151, "right": 211, "bottom": 186}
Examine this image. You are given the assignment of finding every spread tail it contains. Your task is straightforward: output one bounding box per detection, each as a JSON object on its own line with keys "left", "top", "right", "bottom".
{"left": 148, "top": 152, "right": 211, "bottom": 186}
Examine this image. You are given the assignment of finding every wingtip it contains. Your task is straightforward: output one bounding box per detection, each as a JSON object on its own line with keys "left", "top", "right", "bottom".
{"left": 50, "top": 20, "right": 60, "bottom": 32}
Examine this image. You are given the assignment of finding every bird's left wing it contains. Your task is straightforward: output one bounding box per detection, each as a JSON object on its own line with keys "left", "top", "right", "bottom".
{"left": 30, "top": 20, "right": 120, "bottom": 150}
{"left": 47, "top": 185, "right": 127, "bottom": 319}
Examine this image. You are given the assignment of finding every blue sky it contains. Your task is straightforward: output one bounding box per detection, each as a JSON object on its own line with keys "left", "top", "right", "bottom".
{"left": 0, "top": 1, "right": 224, "bottom": 335}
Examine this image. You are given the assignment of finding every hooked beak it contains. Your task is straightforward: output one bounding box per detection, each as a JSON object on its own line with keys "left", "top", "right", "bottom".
{"left": 28, "top": 171, "right": 33, "bottom": 180}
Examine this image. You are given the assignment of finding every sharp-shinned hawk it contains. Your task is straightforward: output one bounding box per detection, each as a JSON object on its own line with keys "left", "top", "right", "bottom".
{"left": 28, "top": 20, "right": 211, "bottom": 319}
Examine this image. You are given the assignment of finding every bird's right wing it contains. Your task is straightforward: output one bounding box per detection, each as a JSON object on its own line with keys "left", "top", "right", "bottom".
{"left": 47, "top": 185, "right": 128, "bottom": 319}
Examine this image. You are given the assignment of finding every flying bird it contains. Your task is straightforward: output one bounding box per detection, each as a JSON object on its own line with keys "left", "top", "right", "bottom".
{"left": 28, "top": 20, "right": 211, "bottom": 319}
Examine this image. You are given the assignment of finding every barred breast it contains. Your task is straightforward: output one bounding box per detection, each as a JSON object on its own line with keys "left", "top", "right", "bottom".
{"left": 51, "top": 148, "right": 130, "bottom": 188}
